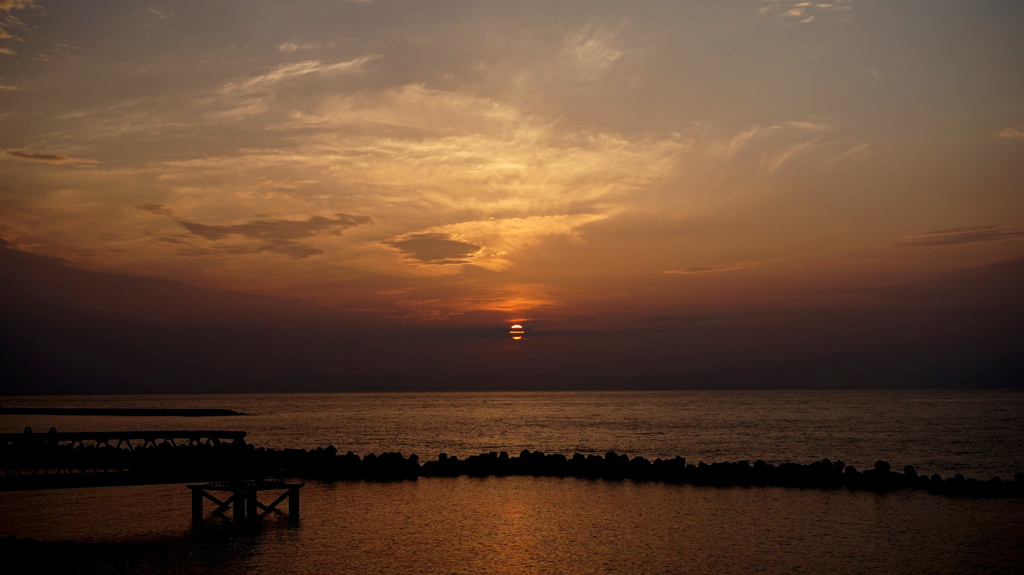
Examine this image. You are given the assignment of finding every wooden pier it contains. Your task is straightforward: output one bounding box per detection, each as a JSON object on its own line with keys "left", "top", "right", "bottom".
{"left": 1, "top": 429, "right": 252, "bottom": 489}
{"left": 0, "top": 429, "right": 247, "bottom": 452}
{"left": 1, "top": 428, "right": 302, "bottom": 525}
{"left": 188, "top": 480, "right": 303, "bottom": 525}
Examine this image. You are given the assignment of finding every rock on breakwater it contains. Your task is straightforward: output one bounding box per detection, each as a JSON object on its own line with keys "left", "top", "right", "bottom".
{"left": 3, "top": 435, "right": 1020, "bottom": 498}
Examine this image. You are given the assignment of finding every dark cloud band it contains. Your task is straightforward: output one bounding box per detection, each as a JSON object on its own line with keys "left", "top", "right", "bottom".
{"left": 894, "top": 225, "right": 1024, "bottom": 248}
{"left": 176, "top": 213, "right": 371, "bottom": 259}
{"left": 385, "top": 232, "right": 481, "bottom": 265}
{"left": 6, "top": 150, "right": 96, "bottom": 164}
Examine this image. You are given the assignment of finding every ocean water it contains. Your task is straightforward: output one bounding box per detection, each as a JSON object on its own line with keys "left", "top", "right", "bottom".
{"left": 3, "top": 477, "right": 1022, "bottom": 574}
{"left": 1, "top": 389, "right": 1023, "bottom": 574}
{"left": 2, "top": 389, "right": 1022, "bottom": 478}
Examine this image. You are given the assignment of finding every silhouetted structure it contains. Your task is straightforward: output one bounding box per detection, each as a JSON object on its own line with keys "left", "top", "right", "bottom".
{"left": 189, "top": 479, "right": 302, "bottom": 525}
{"left": 2, "top": 428, "right": 1020, "bottom": 498}
{"left": 1, "top": 428, "right": 251, "bottom": 490}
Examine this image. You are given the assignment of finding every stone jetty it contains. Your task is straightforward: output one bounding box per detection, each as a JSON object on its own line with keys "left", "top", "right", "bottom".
{"left": 290, "top": 448, "right": 1022, "bottom": 498}
{"left": 3, "top": 429, "right": 1019, "bottom": 497}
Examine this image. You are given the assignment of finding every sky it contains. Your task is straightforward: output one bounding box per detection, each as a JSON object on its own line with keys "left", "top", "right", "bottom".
{"left": 1, "top": 0, "right": 1022, "bottom": 393}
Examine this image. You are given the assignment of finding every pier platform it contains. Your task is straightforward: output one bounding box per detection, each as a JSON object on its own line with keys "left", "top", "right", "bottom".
{"left": 188, "top": 480, "right": 303, "bottom": 525}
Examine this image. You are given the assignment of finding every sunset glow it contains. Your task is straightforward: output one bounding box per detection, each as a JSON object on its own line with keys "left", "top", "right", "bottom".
{"left": 1, "top": 1, "right": 1022, "bottom": 392}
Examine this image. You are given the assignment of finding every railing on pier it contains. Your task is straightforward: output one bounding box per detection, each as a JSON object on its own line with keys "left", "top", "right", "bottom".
{"left": 0, "top": 429, "right": 247, "bottom": 451}
{"left": 0, "top": 429, "right": 252, "bottom": 488}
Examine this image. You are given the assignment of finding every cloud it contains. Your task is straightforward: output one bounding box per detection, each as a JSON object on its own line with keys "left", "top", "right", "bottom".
{"left": 29, "top": 80, "right": 680, "bottom": 288}
{"left": 701, "top": 122, "right": 860, "bottom": 177}
{"left": 278, "top": 42, "right": 324, "bottom": 53}
{"left": 5, "top": 150, "right": 98, "bottom": 164}
{"left": 147, "top": 7, "right": 174, "bottom": 20}
{"left": 386, "top": 214, "right": 608, "bottom": 271}
{"left": 663, "top": 265, "right": 746, "bottom": 275}
{"left": 177, "top": 213, "right": 372, "bottom": 259}
{"left": 134, "top": 203, "right": 177, "bottom": 217}
{"left": 663, "top": 258, "right": 782, "bottom": 275}
{"left": 759, "top": 1, "right": 853, "bottom": 22}
{"left": 217, "top": 56, "right": 375, "bottom": 96}
{"left": 180, "top": 213, "right": 370, "bottom": 241}
{"left": 30, "top": 41, "right": 78, "bottom": 63}
{"left": 0, "top": 1, "right": 36, "bottom": 49}
{"left": 759, "top": 139, "right": 818, "bottom": 175}
{"left": 894, "top": 225, "right": 1024, "bottom": 248}
{"left": 786, "top": 121, "right": 831, "bottom": 132}
{"left": 822, "top": 142, "right": 870, "bottom": 169}
{"left": 998, "top": 126, "right": 1024, "bottom": 141}
{"left": 0, "top": 1, "right": 35, "bottom": 12}
{"left": 384, "top": 233, "right": 482, "bottom": 265}
{"left": 560, "top": 23, "right": 624, "bottom": 82}
{"left": 273, "top": 82, "right": 526, "bottom": 135}
{"left": 705, "top": 122, "right": 825, "bottom": 164}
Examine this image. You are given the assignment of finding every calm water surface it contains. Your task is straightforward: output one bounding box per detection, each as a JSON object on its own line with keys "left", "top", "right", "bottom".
{"left": 1, "top": 478, "right": 1021, "bottom": 574}
{"left": 3, "top": 389, "right": 1022, "bottom": 478}
{"left": 2, "top": 390, "right": 1022, "bottom": 573}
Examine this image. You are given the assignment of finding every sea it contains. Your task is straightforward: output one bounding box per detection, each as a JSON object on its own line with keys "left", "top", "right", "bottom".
{"left": 1, "top": 389, "right": 1022, "bottom": 574}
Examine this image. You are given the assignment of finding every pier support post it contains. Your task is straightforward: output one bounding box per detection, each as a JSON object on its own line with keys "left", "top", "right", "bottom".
{"left": 247, "top": 488, "right": 258, "bottom": 521}
{"left": 232, "top": 487, "right": 245, "bottom": 525}
{"left": 191, "top": 487, "right": 203, "bottom": 524}
{"left": 288, "top": 485, "right": 300, "bottom": 521}
{"left": 188, "top": 481, "right": 303, "bottom": 526}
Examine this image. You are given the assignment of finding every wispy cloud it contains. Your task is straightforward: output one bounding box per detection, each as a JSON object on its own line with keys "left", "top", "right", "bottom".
{"left": 705, "top": 122, "right": 823, "bottom": 163}
{"left": 894, "top": 225, "right": 1024, "bottom": 248}
{"left": 0, "top": 1, "right": 35, "bottom": 11}
{"left": 6, "top": 150, "right": 98, "bottom": 164}
{"left": 147, "top": 7, "right": 173, "bottom": 20}
{"left": 663, "top": 264, "right": 747, "bottom": 275}
{"left": 704, "top": 125, "right": 772, "bottom": 162}
{"left": 822, "top": 142, "right": 871, "bottom": 169}
{"left": 759, "top": 139, "right": 818, "bottom": 175}
{"left": 0, "top": 0, "right": 34, "bottom": 50}
{"left": 560, "top": 23, "right": 624, "bottom": 82}
{"left": 217, "top": 56, "right": 375, "bottom": 95}
{"left": 278, "top": 42, "right": 325, "bottom": 53}
{"left": 759, "top": 1, "right": 854, "bottom": 23}
{"left": 663, "top": 259, "right": 782, "bottom": 275}
{"left": 31, "top": 41, "right": 78, "bottom": 63}
{"left": 998, "top": 126, "right": 1024, "bottom": 141}
{"left": 701, "top": 122, "right": 860, "bottom": 177}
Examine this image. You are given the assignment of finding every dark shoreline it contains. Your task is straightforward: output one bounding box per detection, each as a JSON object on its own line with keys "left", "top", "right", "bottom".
{"left": 0, "top": 407, "right": 246, "bottom": 417}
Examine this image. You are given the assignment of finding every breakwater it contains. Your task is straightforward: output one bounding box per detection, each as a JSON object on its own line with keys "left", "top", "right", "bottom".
{"left": 268, "top": 447, "right": 1024, "bottom": 498}
{"left": 2, "top": 430, "right": 1020, "bottom": 497}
